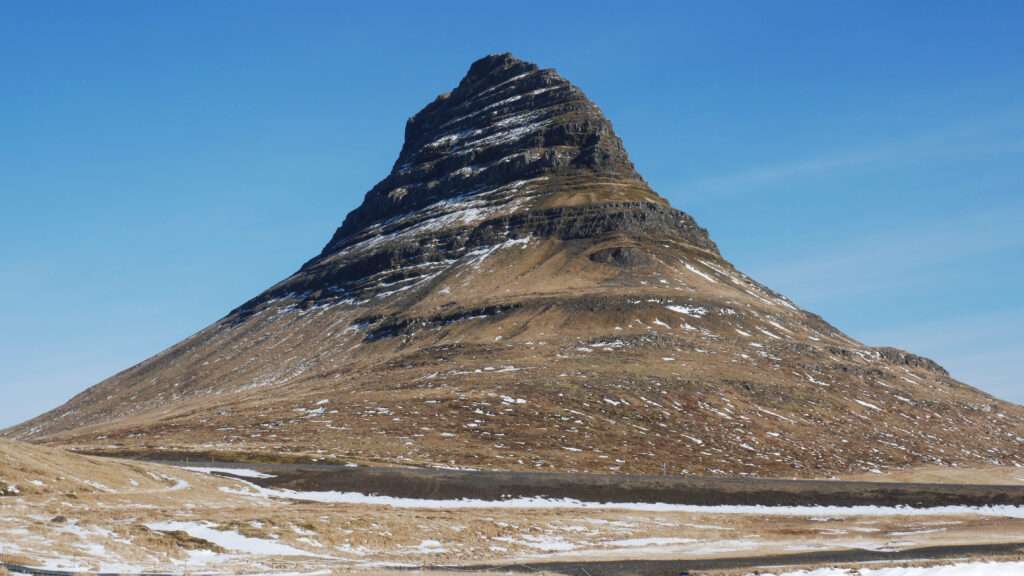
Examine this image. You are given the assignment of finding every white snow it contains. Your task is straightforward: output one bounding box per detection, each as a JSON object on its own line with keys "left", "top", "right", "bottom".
{"left": 604, "top": 537, "right": 696, "bottom": 547}
{"left": 681, "top": 434, "right": 704, "bottom": 445}
{"left": 496, "top": 533, "right": 576, "bottom": 551}
{"left": 683, "top": 262, "right": 718, "bottom": 283}
{"left": 854, "top": 399, "right": 881, "bottom": 411}
{"left": 666, "top": 304, "right": 708, "bottom": 317}
{"left": 408, "top": 539, "right": 448, "bottom": 553}
{"left": 145, "top": 521, "right": 330, "bottom": 557}
{"left": 757, "top": 407, "right": 796, "bottom": 424}
{"left": 220, "top": 482, "right": 1024, "bottom": 517}
{"left": 184, "top": 467, "right": 277, "bottom": 479}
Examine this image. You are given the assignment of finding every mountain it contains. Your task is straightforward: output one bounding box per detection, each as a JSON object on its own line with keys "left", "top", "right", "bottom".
{"left": 7, "top": 53, "right": 1023, "bottom": 477}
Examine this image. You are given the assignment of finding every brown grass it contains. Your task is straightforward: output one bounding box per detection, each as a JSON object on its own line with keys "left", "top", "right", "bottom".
{"left": 3, "top": 441, "right": 1024, "bottom": 574}
{"left": 844, "top": 465, "right": 1024, "bottom": 486}
{"left": 11, "top": 201, "right": 1024, "bottom": 482}
{"left": 5, "top": 469, "right": 1024, "bottom": 573}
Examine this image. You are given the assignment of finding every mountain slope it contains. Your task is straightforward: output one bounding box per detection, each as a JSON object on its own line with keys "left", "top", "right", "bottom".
{"left": 8, "top": 53, "right": 1024, "bottom": 477}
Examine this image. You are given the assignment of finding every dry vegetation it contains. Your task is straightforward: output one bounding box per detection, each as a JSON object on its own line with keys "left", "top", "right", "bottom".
{"left": 12, "top": 233, "right": 1024, "bottom": 481}
{"left": 9, "top": 55, "right": 1024, "bottom": 482}
{"left": 2, "top": 441, "right": 1024, "bottom": 575}
{"left": 4, "top": 54, "right": 1024, "bottom": 576}
{"left": 844, "top": 465, "right": 1024, "bottom": 486}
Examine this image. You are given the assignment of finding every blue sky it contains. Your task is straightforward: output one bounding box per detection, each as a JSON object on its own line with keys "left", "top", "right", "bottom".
{"left": 1, "top": 1, "right": 1022, "bottom": 429}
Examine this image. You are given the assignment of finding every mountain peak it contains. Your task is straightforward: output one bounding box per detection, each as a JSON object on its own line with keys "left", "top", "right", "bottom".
{"left": 459, "top": 52, "right": 538, "bottom": 89}
{"left": 327, "top": 53, "right": 651, "bottom": 248}
{"left": 9, "top": 54, "right": 1024, "bottom": 481}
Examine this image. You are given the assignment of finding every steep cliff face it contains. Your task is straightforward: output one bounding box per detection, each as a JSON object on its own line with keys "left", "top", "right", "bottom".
{"left": 330, "top": 52, "right": 646, "bottom": 242}
{"left": 8, "top": 54, "right": 1023, "bottom": 478}
{"left": 231, "top": 52, "right": 704, "bottom": 316}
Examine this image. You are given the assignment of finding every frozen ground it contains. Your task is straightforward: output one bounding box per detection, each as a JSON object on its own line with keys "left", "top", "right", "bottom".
{"left": 2, "top": 459, "right": 1023, "bottom": 575}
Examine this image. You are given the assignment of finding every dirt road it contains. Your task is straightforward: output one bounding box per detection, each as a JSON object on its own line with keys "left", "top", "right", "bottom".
{"left": 465, "top": 542, "right": 1024, "bottom": 575}
{"left": 6, "top": 542, "right": 1024, "bottom": 576}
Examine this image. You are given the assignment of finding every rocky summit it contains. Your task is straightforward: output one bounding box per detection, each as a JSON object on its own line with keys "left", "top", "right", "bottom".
{"left": 8, "top": 54, "right": 1023, "bottom": 477}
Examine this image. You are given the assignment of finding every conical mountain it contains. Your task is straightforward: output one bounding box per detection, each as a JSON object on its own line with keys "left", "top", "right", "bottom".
{"left": 8, "top": 54, "right": 1023, "bottom": 477}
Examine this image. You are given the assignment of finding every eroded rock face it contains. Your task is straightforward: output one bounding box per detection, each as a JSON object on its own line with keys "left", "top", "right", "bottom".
{"left": 236, "top": 200, "right": 717, "bottom": 315}
{"left": 8, "top": 54, "right": 1024, "bottom": 478}
{"left": 328, "top": 52, "right": 643, "bottom": 246}
{"left": 231, "top": 53, "right": 713, "bottom": 316}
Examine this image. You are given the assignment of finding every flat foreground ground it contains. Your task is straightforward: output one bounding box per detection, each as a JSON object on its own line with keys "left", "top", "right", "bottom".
{"left": 2, "top": 456, "right": 1024, "bottom": 575}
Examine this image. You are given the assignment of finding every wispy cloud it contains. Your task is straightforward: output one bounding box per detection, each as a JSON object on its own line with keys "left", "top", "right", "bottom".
{"left": 681, "top": 108, "right": 1024, "bottom": 196}
{"left": 690, "top": 150, "right": 887, "bottom": 195}
{"left": 743, "top": 202, "right": 1024, "bottom": 303}
{"left": 735, "top": 201, "right": 1024, "bottom": 406}
{"left": 859, "top": 307, "right": 1024, "bottom": 354}
{"left": 855, "top": 307, "right": 1024, "bottom": 405}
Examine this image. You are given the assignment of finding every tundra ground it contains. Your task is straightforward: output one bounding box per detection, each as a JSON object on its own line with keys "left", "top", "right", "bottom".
{"left": 2, "top": 442, "right": 1024, "bottom": 575}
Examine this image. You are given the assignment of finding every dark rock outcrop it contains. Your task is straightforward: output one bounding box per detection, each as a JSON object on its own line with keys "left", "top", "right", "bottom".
{"left": 324, "top": 52, "right": 645, "bottom": 252}
{"left": 230, "top": 53, "right": 714, "bottom": 318}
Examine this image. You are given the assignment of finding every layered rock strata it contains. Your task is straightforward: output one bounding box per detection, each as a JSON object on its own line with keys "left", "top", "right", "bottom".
{"left": 8, "top": 53, "right": 1023, "bottom": 478}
